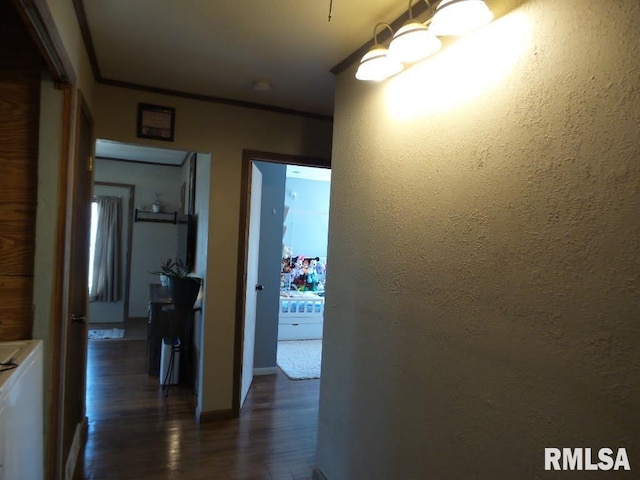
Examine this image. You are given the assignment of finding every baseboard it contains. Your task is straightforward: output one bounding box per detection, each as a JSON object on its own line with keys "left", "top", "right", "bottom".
{"left": 65, "top": 416, "right": 88, "bottom": 480}
{"left": 253, "top": 366, "right": 278, "bottom": 376}
{"left": 197, "top": 408, "right": 236, "bottom": 423}
{"left": 312, "top": 466, "right": 328, "bottom": 480}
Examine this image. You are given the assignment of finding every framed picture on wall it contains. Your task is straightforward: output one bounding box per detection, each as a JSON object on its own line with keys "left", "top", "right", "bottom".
{"left": 136, "top": 103, "right": 175, "bottom": 141}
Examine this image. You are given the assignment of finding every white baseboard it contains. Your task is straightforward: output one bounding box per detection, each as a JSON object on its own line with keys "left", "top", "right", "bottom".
{"left": 253, "top": 367, "right": 278, "bottom": 376}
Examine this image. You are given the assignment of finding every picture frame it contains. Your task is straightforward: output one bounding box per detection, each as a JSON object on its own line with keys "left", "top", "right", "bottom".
{"left": 136, "top": 103, "right": 175, "bottom": 141}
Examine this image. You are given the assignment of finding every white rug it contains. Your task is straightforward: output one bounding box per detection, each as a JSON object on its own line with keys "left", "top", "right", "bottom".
{"left": 277, "top": 340, "right": 322, "bottom": 380}
{"left": 88, "top": 328, "right": 125, "bottom": 340}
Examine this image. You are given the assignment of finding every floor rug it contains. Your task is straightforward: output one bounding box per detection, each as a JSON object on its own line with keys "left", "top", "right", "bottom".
{"left": 277, "top": 340, "right": 322, "bottom": 380}
{"left": 88, "top": 328, "right": 125, "bottom": 340}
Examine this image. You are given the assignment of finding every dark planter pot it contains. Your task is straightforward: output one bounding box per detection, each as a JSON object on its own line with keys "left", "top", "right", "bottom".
{"left": 168, "top": 276, "right": 202, "bottom": 308}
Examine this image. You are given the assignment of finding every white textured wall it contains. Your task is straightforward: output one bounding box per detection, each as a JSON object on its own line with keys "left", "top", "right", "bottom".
{"left": 317, "top": 0, "right": 640, "bottom": 478}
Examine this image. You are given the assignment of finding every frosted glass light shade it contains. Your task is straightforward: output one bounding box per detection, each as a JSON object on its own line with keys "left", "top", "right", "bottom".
{"left": 389, "top": 21, "right": 442, "bottom": 63}
{"left": 355, "top": 45, "right": 404, "bottom": 81}
{"left": 429, "top": 0, "right": 493, "bottom": 36}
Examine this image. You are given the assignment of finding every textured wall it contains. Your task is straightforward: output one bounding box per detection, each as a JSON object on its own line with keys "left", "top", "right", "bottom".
{"left": 317, "top": 0, "right": 640, "bottom": 478}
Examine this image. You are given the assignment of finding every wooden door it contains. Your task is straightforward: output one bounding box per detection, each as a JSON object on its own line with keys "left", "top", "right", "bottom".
{"left": 241, "top": 163, "right": 262, "bottom": 407}
{"left": 59, "top": 93, "right": 93, "bottom": 479}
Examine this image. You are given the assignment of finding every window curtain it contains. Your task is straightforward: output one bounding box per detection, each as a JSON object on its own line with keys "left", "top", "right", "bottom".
{"left": 90, "top": 196, "right": 122, "bottom": 302}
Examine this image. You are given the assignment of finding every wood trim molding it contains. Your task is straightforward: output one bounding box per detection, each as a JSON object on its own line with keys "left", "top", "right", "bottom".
{"left": 253, "top": 367, "right": 278, "bottom": 376}
{"left": 71, "top": 0, "right": 100, "bottom": 80}
{"left": 197, "top": 408, "right": 235, "bottom": 423}
{"left": 100, "top": 77, "right": 334, "bottom": 122}
{"left": 46, "top": 83, "right": 73, "bottom": 480}
{"left": 11, "top": 0, "right": 76, "bottom": 84}
{"left": 233, "top": 149, "right": 330, "bottom": 415}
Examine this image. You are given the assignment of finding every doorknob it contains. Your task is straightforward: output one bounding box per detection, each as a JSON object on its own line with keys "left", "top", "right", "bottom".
{"left": 255, "top": 284, "right": 264, "bottom": 291}
{"left": 71, "top": 314, "right": 86, "bottom": 325}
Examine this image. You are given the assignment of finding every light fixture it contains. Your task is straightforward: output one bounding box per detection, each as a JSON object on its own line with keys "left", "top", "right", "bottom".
{"left": 355, "top": 23, "right": 404, "bottom": 81}
{"left": 354, "top": 0, "right": 494, "bottom": 81}
{"left": 428, "top": 0, "right": 494, "bottom": 36}
{"left": 389, "top": 0, "right": 441, "bottom": 63}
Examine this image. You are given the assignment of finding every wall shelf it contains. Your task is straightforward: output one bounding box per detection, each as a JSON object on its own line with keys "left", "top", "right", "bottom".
{"left": 134, "top": 209, "right": 178, "bottom": 224}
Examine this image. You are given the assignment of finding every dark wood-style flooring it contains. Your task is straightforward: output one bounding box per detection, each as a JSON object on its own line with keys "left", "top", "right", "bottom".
{"left": 81, "top": 339, "right": 320, "bottom": 479}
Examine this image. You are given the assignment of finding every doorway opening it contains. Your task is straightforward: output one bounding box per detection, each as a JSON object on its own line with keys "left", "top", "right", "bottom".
{"left": 86, "top": 140, "right": 211, "bottom": 402}
{"left": 276, "top": 164, "right": 330, "bottom": 380}
{"left": 234, "top": 150, "right": 331, "bottom": 414}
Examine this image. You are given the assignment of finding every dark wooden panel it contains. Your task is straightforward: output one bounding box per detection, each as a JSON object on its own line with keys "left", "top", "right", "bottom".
{"left": 0, "top": 215, "right": 36, "bottom": 275}
{"left": 0, "top": 83, "right": 38, "bottom": 277}
{"left": 0, "top": 2, "right": 40, "bottom": 341}
{"left": 0, "top": 276, "right": 33, "bottom": 340}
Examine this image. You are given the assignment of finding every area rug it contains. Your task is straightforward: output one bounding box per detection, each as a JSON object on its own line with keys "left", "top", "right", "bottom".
{"left": 277, "top": 340, "right": 322, "bottom": 380}
{"left": 88, "top": 328, "right": 125, "bottom": 340}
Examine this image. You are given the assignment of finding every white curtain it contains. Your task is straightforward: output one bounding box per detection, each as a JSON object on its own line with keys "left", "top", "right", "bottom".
{"left": 90, "top": 196, "right": 122, "bottom": 302}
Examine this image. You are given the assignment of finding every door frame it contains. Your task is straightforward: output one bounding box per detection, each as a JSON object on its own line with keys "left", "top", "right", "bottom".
{"left": 10, "top": 1, "right": 76, "bottom": 478}
{"left": 233, "top": 149, "right": 330, "bottom": 415}
{"left": 58, "top": 89, "right": 94, "bottom": 480}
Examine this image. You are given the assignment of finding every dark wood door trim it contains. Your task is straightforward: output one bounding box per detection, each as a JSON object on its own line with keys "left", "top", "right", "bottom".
{"left": 11, "top": 0, "right": 76, "bottom": 85}
{"left": 232, "top": 150, "right": 330, "bottom": 415}
{"left": 58, "top": 88, "right": 94, "bottom": 480}
{"left": 46, "top": 83, "right": 73, "bottom": 480}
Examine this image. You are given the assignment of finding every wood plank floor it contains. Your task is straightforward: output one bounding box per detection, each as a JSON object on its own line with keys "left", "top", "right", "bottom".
{"left": 80, "top": 339, "right": 320, "bottom": 479}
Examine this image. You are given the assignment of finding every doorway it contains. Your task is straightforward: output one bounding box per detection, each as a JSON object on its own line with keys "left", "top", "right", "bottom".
{"left": 85, "top": 140, "right": 210, "bottom": 390}
{"left": 234, "top": 150, "right": 331, "bottom": 415}
{"left": 276, "top": 164, "right": 331, "bottom": 378}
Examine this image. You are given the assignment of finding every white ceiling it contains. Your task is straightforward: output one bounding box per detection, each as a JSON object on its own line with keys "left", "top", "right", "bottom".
{"left": 82, "top": 0, "right": 412, "bottom": 117}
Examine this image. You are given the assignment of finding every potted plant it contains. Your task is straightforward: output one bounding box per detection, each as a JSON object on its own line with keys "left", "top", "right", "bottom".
{"left": 153, "top": 259, "right": 201, "bottom": 308}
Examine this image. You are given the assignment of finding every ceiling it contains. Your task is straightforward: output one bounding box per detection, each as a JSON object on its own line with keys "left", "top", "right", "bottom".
{"left": 80, "top": 0, "right": 415, "bottom": 119}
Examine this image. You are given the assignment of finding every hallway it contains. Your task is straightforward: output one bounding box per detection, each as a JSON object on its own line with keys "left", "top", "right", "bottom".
{"left": 81, "top": 339, "right": 320, "bottom": 479}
